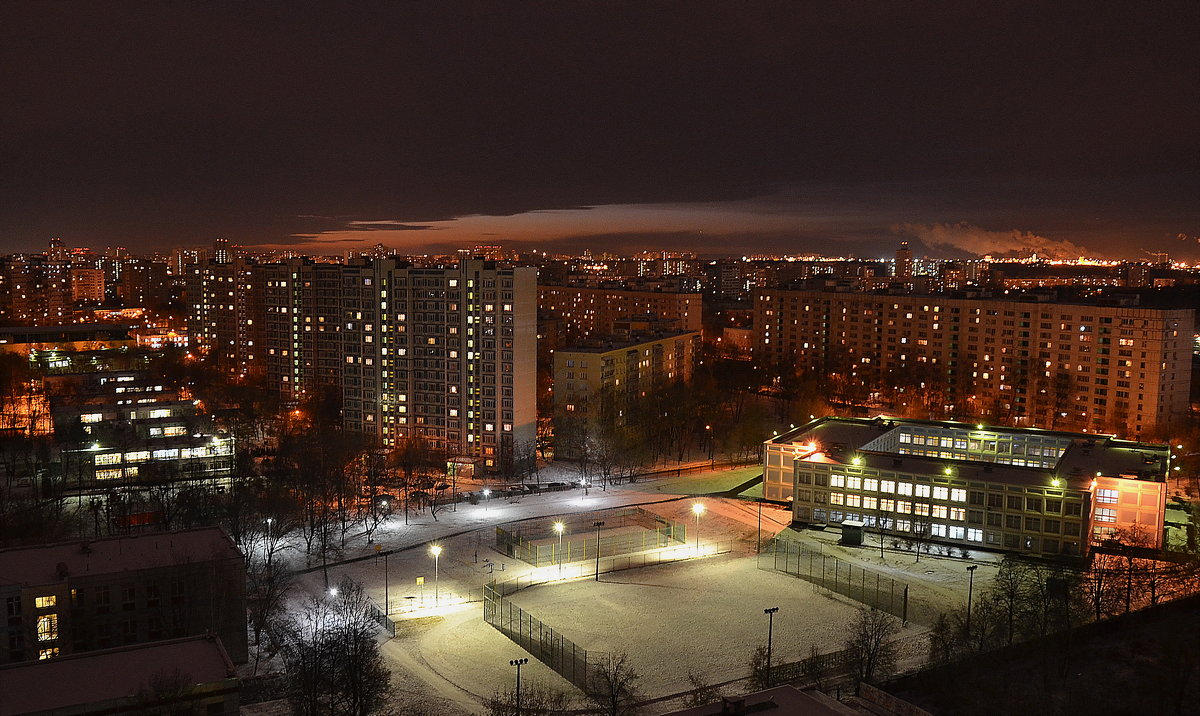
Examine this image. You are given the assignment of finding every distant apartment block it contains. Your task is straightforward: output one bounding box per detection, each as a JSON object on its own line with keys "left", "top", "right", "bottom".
{"left": 538, "top": 283, "right": 702, "bottom": 341}
{"left": 752, "top": 289, "right": 1193, "bottom": 438}
{"left": 553, "top": 328, "right": 701, "bottom": 418}
{"left": 0, "top": 528, "right": 246, "bottom": 666}
{"left": 765, "top": 417, "right": 1169, "bottom": 557}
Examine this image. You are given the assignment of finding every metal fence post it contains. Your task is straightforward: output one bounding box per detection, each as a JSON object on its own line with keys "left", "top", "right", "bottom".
{"left": 903, "top": 584, "right": 909, "bottom": 623}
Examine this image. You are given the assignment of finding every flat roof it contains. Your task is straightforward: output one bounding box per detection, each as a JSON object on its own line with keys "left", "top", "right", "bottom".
{"left": 0, "top": 527, "right": 241, "bottom": 588}
{"left": 0, "top": 635, "right": 235, "bottom": 716}
{"left": 769, "top": 417, "right": 1168, "bottom": 490}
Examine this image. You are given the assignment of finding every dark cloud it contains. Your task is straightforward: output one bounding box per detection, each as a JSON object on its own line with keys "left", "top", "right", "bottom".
{"left": 0, "top": 2, "right": 1196, "bottom": 256}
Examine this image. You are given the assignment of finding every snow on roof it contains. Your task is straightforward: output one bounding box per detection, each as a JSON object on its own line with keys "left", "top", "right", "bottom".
{"left": 0, "top": 635, "right": 235, "bottom": 716}
{"left": 0, "top": 527, "right": 241, "bottom": 589}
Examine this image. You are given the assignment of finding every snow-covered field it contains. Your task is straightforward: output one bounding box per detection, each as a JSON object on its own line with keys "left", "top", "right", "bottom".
{"left": 376, "top": 552, "right": 926, "bottom": 715}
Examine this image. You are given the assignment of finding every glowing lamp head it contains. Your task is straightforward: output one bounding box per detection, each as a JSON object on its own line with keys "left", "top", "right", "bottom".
{"left": 1051, "top": 478, "right": 1061, "bottom": 487}
{"left": 976, "top": 424, "right": 984, "bottom": 430}
{"left": 553, "top": 521, "right": 564, "bottom": 534}
{"left": 430, "top": 545, "right": 443, "bottom": 557}
{"left": 329, "top": 587, "right": 338, "bottom": 597}
{"left": 943, "top": 467, "right": 952, "bottom": 475}
{"left": 692, "top": 503, "right": 705, "bottom": 517}
{"left": 851, "top": 456, "right": 863, "bottom": 466}
{"left": 483, "top": 489, "right": 491, "bottom": 496}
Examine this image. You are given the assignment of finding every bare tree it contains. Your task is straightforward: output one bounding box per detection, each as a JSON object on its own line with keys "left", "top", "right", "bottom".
{"left": 484, "top": 680, "right": 574, "bottom": 716}
{"left": 585, "top": 652, "right": 643, "bottom": 716}
{"left": 843, "top": 607, "right": 900, "bottom": 684}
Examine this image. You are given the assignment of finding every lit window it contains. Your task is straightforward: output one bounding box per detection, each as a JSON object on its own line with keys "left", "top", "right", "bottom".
{"left": 38, "top": 648, "right": 59, "bottom": 660}
{"left": 37, "top": 614, "right": 58, "bottom": 641}
{"left": 1095, "top": 507, "right": 1117, "bottom": 523}
{"left": 35, "top": 595, "right": 56, "bottom": 609}
{"left": 1096, "top": 489, "right": 1118, "bottom": 504}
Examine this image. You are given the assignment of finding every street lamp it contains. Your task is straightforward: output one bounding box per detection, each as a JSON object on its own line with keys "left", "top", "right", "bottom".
{"left": 965, "top": 564, "right": 979, "bottom": 641}
{"left": 510, "top": 658, "right": 528, "bottom": 715}
{"left": 329, "top": 586, "right": 338, "bottom": 598}
{"left": 483, "top": 489, "right": 491, "bottom": 511}
{"left": 764, "top": 607, "right": 779, "bottom": 686}
{"left": 593, "top": 521, "right": 606, "bottom": 581}
{"left": 430, "top": 545, "right": 443, "bottom": 606}
{"left": 265, "top": 518, "right": 274, "bottom": 568}
{"left": 553, "top": 522, "right": 565, "bottom": 576}
{"left": 692, "top": 502, "right": 705, "bottom": 553}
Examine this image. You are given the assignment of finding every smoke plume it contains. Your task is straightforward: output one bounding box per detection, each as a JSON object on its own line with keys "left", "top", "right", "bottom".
{"left": 895, "top": 222, "right": 1090, "bottom": 259}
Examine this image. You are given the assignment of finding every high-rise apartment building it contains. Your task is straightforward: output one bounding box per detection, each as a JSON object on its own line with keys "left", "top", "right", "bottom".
{"left": 192, "top": 258, "right": 538, "bottom": 472}
{"left": 752, "top": 289, "right": 1193, "bottom": 438}
{"left": 185, "top": 257, "right": 261, "bottom": 376}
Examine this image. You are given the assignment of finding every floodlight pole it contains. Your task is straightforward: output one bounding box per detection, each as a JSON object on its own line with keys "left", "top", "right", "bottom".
{"left": 966, "top": 564, "right": 978, "bottom": 640}
{"left": 593, "top": 521, "right": 605, "bottom": 581}
{"left": 510, "top": 658, "right": 528, "bottom": 715}
{"left": 764, "top": 607, "right": 779, "bottom": 686}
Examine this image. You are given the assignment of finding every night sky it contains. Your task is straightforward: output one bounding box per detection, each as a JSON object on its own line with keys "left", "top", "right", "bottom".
{"left": 2, "top": 2, "right": 1197, "bottom": 259}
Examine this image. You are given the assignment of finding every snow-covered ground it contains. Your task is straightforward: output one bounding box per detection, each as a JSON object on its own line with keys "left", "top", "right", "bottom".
{"left": 264, "top": 463, "right": 985, "bottom": 714}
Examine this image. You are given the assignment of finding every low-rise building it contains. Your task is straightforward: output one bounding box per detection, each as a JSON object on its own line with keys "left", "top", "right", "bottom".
{"left": 0, "top": 527, "right": 246, "bottom": 665}
{"left": 0, "top": 635, "right": 240, "bottom": 716}
{"left": 764, "top": 417, "right": 1169, "bottom": 557}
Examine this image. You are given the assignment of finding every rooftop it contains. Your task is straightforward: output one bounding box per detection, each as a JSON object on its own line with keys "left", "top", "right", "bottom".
{"left": 769, "top": 416, "right": 1169, "bottom": 490}
{"left": 0, "top": 635, "right": 235, "bottom": 716}
{"left": 0, "top": 527, "right": 241, "bottom": 588}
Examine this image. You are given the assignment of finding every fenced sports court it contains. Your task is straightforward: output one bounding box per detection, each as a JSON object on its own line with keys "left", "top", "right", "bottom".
{"left": 495, "top": 506, "right": 686, "bottom": 567}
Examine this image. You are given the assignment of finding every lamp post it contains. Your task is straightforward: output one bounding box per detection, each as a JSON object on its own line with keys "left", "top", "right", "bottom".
{"left": 265, "top": 518, "right": 274, "bottom": 569}
{"left": 764, "top": 607, "right": 779, "bottom": 686}
{"left": 384, "top": 551, "right": 390, "bottom": 617}
{"left": 705, "top": 424, "right": 714, "bottom": 463}
{"left": 510, "top": 658, "right": 528, "bottom": 715}
{"left": 553, "top": 521, "right": 565, "bottom": 576}
{"left": 593, "top": 520, "right": 605, "bottom": 581}
{"left": 483, "top": 489, "right": 491, "bottom": 511}
{"left": 692, "top": 502, "right": 705, "bottom": 553}
{"left": 965, "top": 564, "right": 978, "bottom": 641}
{"left": 430, "top": 545, "right": 443, "bottom": 606}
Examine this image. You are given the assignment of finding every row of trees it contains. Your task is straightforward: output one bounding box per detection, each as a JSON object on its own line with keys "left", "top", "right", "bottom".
{"left": 929, "top": 537, "right": 1200, "bottom": 664}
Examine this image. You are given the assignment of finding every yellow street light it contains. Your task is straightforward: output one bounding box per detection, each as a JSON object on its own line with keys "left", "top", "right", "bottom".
{"left": 692, "top": 503, "right": 705, "bottom": 552}
{"left": 430, "top": 545, "right": 443, "bottom": 606}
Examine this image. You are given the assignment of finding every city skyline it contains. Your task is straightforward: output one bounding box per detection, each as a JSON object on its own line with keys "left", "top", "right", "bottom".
{"left": 2, "top": 3, "right": 1197, "bottom": 259}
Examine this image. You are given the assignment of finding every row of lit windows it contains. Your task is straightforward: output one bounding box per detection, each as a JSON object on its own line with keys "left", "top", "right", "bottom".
{"left": 826, "top": 474, "right": 967, "bottom": 502}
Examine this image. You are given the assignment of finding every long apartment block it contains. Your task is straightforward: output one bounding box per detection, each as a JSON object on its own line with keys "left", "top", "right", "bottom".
{"left": 752, "top": 289, "right": 1193, "bottom": 438}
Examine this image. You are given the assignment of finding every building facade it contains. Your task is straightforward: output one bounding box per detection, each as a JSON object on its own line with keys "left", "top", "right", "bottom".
{"left": 752, "top": 289, "right": 1193, "bottom": 438}
{"left": 552, "top": 329, "right": 701, "bottom": 419}
{"left": 764, "top": 417, "right": 1170, "bottom": 557}
{"left": 0, "top": 528, "right": 246, "bottom": 665}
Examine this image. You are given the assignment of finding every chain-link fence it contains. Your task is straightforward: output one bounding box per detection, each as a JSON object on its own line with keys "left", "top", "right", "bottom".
{"left": 759, "top": 538, "right": 915, "bottom": 624}
{"left": 483, "top": 583, "right": 590, "bottom": 689}
{"left": 496, "top": 506, "right": 686, "bottom": 567}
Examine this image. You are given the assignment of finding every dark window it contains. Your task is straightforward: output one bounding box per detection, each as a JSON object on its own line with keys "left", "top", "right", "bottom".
{"left": 1026, "top": 498, "right": 1042, "bottom": 512}
{"left": 987, "top": 494, "right": 1003, "bottom": 508}
{"left": 121, "top": 586, "right": 136, "bottom": 611}
{"left": 1006, "top": 496, "right": 1023, "bottom": 510}
{"left": 94, "top": 587, "right": 110, "bottom": 614}
{"left": 1005, "top": 515, "right": 1022, "bottom": 529}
